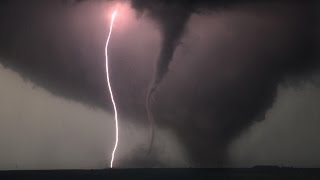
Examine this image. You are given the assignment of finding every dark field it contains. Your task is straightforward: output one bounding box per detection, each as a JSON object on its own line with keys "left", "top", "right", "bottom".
{"left": 1, "top": 168, "right": 320, "bottom": 180}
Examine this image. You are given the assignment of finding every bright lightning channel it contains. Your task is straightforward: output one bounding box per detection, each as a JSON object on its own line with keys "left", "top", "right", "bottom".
{"left": 105, "top": 9, "right": 118, "bottom": 168}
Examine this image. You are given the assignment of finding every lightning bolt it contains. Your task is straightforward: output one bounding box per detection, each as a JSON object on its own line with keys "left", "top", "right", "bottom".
{"left": 105, "top": 9, "right": 118, "bottom": 168}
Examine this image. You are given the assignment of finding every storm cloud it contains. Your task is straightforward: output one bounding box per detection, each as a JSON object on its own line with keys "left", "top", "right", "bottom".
{"left": 130, "top": 0, "right": 318, "bottom": 166}
{"left": 0, "top": 0, "right": 318, "bottom": 167}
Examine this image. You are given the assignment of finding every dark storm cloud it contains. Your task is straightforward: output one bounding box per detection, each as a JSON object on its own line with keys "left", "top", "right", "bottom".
{"left": 130, "top": 0, "right": 318, "bottom": 95}
{"left": 130, "top": 0, "right": 301, "bottom": 88}
{"left": 0, "top": 0, "right": 318, "bottom": 167}
{"left": 129, "top": 0, "right": 318, "bottom": 166}
{"left": 0, "top": 0, "right": 111, "bottom": 110}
